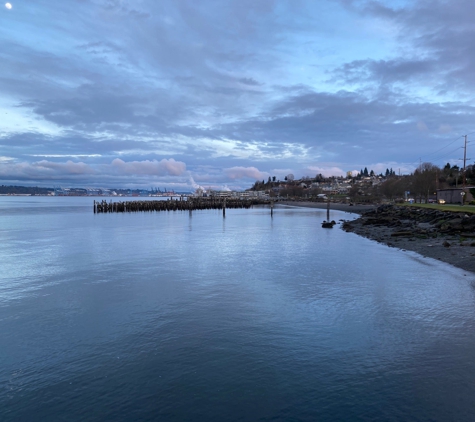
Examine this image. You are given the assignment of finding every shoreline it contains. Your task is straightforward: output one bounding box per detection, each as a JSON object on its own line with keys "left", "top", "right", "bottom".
{"left": 281, "top": 201, "right": 475, "bottom": 274}
{"left": 279, "top": 201, "right": 375, "bottom": 214}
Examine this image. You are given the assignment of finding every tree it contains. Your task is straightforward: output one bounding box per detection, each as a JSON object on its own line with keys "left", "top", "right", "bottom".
{"left": 363, "top": 167, "right": 369, "bottom": 177}
{"left": 280, "top": 186, "right": 305, "bottom": 198}
{"left": 370, "top": 170, "right": 375, "bottom": 177}
{"left": 349, "top": 184, "right": 360, "bottom": 199}
{"left": 380, "top": 177, "right": 407, "bottom": 200}
{"left": 466, "top": 164, "right": 475, "bottom": 184}
{"left": 411, "top": 162, "right": 439, "bottom": 203}
{"left": 272, "top": 176, "right": 276, "bottom": 182}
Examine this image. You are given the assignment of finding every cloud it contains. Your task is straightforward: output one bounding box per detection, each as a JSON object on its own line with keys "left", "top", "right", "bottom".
{"left": 3, "top": 0, "right": 475, "bottom": 190}
{"left": 224, "top": 166, "right": 268, "bottom": 180}
{"left": 0, "top": 158, "right": 186, "bottom": 183}
{"left": 332, "top": 0, "right": 475, "bottom": 96}
{"left": 238, "top": 77, "right": 262, "bottom": 86}
{"left": 110, "top": 158, "right": 186, "bottom": 176}
{"left": 417, "top": 121, "right": 428, "bottom": 132}
{"left": 332, "top": 58, "right": 438, "bottom": 86}
{"left": 356, "top": 162, "right": 414, "bottom": 176}
{"left": 0, "top": 160, "right": 95, "bottom": 179}
{"left": 307, "top": 166, "right": 346, "bottom": 178}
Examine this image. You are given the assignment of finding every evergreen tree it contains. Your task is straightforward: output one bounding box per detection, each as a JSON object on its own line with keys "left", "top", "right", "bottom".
{"left": 363, "top": 167, "right": 369, "bottom": 176}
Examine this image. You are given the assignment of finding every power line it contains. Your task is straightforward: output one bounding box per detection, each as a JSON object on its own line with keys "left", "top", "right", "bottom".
{"left": 409, "top": 133, "right": 472, "bottom": 168}
{"left": 427, "top": 146, "right": 463, "bottom": 165}
{"left": 421, "top": 134, "right": 464, "bottom": 160}
{"left": 407, "top": 145, "right": 462, "bottom": 168}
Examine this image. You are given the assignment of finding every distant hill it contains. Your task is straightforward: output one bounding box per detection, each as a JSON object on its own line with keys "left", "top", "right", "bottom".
{"left": 0, "top": 185, "right": 54, "bottom": 195}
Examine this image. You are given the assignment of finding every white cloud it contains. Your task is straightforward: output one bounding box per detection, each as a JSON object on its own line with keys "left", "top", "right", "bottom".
{"left": 438, "top": 124, "right": 452, "bottom": 134}
{"left": 307, "top": 166, "right": 347, "bottom": 177}
{"left": 0, "top": 160, "right": 95, "bottom": 178}
{"left": 0, "top": 158, "right": 187, "bottom": 182}
{"left": 224, "top": 166, "right": 268, "bottom": 180}
{"left": 417, "top": 121, "right": 428, "bottom": 132}
{"left": 110, "top": 158, "right": 186, "bottom": 176}
{"left": 364, "top": 162, "right": 415, "bottom": 175}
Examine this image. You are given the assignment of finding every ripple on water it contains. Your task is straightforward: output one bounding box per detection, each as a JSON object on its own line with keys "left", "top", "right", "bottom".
{"left": 1, "top": 197, "right": 475, "bottom": 421}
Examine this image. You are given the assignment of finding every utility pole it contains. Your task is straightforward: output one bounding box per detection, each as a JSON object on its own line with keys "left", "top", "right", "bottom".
{"left": 462, "top": 135, "right": 468, "bottom": 190}
{"left": 459, "top": 135, "right": 471, "bottom": 204}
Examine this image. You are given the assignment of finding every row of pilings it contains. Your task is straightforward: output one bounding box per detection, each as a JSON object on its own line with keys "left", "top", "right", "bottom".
{"left": 93, "top": 198, "right": 271, "bottom": 213}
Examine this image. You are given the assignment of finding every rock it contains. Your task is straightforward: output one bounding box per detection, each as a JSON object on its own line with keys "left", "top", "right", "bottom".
{"left": 443, "top": 240, "right": 451, "bottom": 247}
{"left": 391, "top": 231, "right": 413, "bottom": 237}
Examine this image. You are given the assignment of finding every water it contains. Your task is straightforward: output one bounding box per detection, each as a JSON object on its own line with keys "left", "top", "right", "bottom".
{"left": 1, "top": 197, "right": 475, "bottom": 421}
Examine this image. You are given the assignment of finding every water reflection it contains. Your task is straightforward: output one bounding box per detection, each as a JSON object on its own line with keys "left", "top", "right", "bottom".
{"left": 1, "top": 197, "right": 475, "bottom": 421}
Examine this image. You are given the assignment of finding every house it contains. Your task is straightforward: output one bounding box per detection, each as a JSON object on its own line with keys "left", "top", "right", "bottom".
{"left": 437, "top": 187, "right": 474, "bottom": 204}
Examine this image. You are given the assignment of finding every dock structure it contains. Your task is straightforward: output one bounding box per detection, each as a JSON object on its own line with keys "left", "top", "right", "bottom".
{"left": 93, "top": 198, "right": 270, "bottom": 214}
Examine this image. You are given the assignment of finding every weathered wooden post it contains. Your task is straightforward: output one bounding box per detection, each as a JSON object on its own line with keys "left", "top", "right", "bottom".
{"left": 326, "top": 198, "right": 330, "bottom": 221}
{"left": 223, "top": 198, "right": 226, "bottom": 217}
{"left": 271, "top": 200, "right": 274, "bottom": 217}
{"left": 93, "top": 200, "right": 96, "bottom": 214}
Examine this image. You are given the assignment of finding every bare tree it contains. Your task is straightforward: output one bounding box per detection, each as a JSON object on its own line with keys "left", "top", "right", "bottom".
{"left": 411, "top": 163, "right": 439, "bottom": 203}
{"left": 379, "top": 177, "right": 407, "bottom": 200}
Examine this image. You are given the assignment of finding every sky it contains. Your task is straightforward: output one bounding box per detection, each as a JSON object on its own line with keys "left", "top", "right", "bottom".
{"left": 1, "top": 0, "right": 474, "bottom": 190}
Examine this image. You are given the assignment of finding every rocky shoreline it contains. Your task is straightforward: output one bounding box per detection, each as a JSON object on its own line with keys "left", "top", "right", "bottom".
{"left": 279, "top": 201, "right": 376, "bottom": 214}
{"left": 342, "top": 204, "right": 475, "bottom": 274}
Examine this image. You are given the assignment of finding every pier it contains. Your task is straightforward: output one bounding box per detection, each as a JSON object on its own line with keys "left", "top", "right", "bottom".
{"left": 93, "top": 198, "right": 270, "bottom": 213}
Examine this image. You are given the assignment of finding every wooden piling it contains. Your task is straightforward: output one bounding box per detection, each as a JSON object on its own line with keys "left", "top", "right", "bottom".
{"left": 326, "top": 199, "right": 330, "bottom": 221}
{"left": 271, "top": 200, "right": 274, "bottom": 217}
{"left": 93, "top": 197, "right": 268, "bottom": 214}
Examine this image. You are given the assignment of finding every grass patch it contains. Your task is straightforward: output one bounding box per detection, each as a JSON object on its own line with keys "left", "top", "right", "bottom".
{"left": 402, "top": 203, "right": 475, "bottom": 213}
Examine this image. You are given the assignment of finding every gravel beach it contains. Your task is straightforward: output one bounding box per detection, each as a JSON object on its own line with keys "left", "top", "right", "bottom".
{"left": 281, "top": 201, "right": 475, "bottom": 274}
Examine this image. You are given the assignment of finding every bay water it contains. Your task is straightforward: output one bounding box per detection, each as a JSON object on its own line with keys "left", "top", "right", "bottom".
{"left": 1, "top": 197, "right": 475, "bottom": 421}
